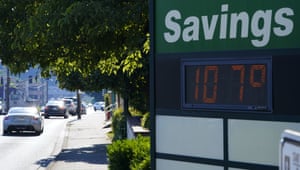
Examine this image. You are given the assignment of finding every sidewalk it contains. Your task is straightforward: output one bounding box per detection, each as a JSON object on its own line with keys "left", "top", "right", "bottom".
{"left": 47, "top": 109, "right": 111, "bottom": 170}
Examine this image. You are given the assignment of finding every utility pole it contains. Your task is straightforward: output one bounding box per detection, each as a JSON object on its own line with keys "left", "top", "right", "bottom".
{"left": 76, "top": 89, "right": 81, "bottom": 120}
{"left": 5, "top": 67, "right": 9, "bottom": 113}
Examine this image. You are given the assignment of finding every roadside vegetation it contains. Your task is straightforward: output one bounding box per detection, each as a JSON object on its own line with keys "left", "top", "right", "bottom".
{"left": 108, "top": 106, "right": 150, "bottom": 169}
{"left": 107, "top": 136, "right": 150, "bottom": 170}
{"left": 0, "top": 0, "right": 150, "bottom": 169}
{"left": 0, "top": 0, "right": 149, "bottom": 114}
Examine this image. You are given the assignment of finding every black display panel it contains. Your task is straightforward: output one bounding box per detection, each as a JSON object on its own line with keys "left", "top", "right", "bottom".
{"left": 182, "top": 57, "right": 272, "bottom": 111}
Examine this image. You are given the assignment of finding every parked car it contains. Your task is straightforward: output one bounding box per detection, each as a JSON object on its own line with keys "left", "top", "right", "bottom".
{"left": 71, "top": 102, "right": 87, "bottom": 115}
{"left": 62, "top": 98, "right": 76, "bottom": 115}
{"left": 3, "top": 107, "right": 44, "bottom": 135}
{"left": 93, "top": 101, "right": 105, "bottom": 111}
{"left": 44, "top": 100, "right": 69, "bottom": 119}
{"left": 0, "top": 101, "right": 2, "bottom": 114}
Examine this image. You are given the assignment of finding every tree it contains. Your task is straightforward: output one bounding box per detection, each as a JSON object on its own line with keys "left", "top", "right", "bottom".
{"left": 0, "top": 0, "right": 150, "bottom": 113}
{"left": 0, "top": 0, "right": 39, "bottom": 110}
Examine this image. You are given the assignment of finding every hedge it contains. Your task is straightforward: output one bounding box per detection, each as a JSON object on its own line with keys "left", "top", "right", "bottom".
{"left": 107, "top": 136, "right": 150, "bottom": 170}
{"left": 111, "top": 108, "right": 126, "bottom": 141}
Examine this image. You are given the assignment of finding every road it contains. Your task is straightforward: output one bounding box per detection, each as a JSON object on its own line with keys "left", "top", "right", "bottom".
{"left": 0, "top": 114, "right": 71, "bottom": 170}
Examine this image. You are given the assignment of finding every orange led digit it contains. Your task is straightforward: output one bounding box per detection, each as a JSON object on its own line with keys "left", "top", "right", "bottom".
{"left": 250, "top": 65, "right": 266, "bottom": 88}
{"left": 203, "top": 66, "right": 218, "bottom": 103}
{"left": 232, "top": 65, "right": 245, "bottom": 102}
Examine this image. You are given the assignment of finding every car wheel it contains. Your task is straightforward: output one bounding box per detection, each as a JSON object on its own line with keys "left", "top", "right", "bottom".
{"left": 44, "top": 115, "right": 49, "bottom": 119}
{"left": 3, "top": 130, "right": 8, "bottom": 136}
{"left": 64, "top": 115, "right": 69, "bottom": 119}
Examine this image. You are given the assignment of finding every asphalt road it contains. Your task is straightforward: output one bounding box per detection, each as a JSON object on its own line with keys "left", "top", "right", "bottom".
{"left": 0, "top": 114, "right": 70, "bottom": 170}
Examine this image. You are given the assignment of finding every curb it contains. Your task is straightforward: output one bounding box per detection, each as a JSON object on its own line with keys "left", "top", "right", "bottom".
{"left": 44, "top": 119, "right": 72, "bottom": 170}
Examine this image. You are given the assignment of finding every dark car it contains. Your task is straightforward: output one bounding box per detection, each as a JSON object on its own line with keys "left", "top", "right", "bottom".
{"left": 0, "top": 101, "right": 3, "bottom": 114}
{"left": 62, "top": 98, "right": 76, "bottom": 115}
{"left": 44, "top": 100, "right": 69, "bottom": 119}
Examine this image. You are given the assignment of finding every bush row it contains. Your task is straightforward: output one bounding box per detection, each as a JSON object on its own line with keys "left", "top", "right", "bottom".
{"left": 107, "top": 136, "right": 150, "bottom": 170}
{"left": 111, "top": 108, "right": 127, "bottom": 141}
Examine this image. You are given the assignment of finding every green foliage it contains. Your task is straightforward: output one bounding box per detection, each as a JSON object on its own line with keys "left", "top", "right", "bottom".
{"left": 104, "top": 93, "right": 110, "bottom": 107}
{"left": 132, "top": 156, "right": 150, "bottom": 170}
{"left": 107, "top": 136, "right": 150, "bottom": 170}
{"left": 130, "top": 137, "right": 150, "bottom": 170}
{"left": 56, "top": 70, "right": 87, "bottom": 91}
{"left": 141, "top": 112, "right": 150, "bottom": 130}
{"left": 129, "top": 107, "right": 143, "bottom": 116}
{"left": 112, "top": 108, "right": 126, "bottom": 141}
{"left": 107, "top": 139, "right": 132, "bottom": 170}
{"left": 0, "top": 0, "right": 150, "bottom": 113}
{"left": 0, "top": 0, "right": 38, "bottom": 73}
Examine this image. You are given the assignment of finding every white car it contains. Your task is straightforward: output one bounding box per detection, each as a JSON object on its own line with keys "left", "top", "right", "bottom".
{"left": 93, "top": 101, "right": 105, "bottom": 111}
{"left": 3, "top": 107, "right": 44, "bottom": 135}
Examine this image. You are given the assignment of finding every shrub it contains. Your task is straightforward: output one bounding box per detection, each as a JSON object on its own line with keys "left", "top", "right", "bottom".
{"left": 129, "top": 107, "right": 143, "bottom": 116}
{"left": 141, "top": 112, "right": 150, "bottom": 129}
{"left": 130, "top": 137, "right": 150, "bottom": 170}
{"left": 104, "top": 93, "right": 110, "bottom": 107}
{"left": 107, "top": 136, "right": 150, "bottom": 170}
{"left": 107, "top": 139, "right": 133, "bottom": 170}
{"left": 112, "top": 108, "right": 126, "bottom": 141}
{"left": 132, "top": 156, "right": 150, "bottom": 170}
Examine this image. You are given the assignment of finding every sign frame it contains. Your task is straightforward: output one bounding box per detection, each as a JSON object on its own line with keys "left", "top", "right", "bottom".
{"left": 181, "top": 56, "right": 273, "bottom": 112}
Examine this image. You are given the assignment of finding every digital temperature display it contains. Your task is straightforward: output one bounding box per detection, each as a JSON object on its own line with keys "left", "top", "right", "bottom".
{"left": 182, "top": 58, "right": 272, "bottom": 111}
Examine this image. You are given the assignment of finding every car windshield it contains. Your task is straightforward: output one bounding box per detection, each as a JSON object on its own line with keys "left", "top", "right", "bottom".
{"left": 8, "top": 107, "right": 37, "bottom": 115}
{"left": 47, "top": 100, "right": 64, "bottom": 106}
{"left": 95, "top": 102, "right": 104, "bottom": 105}
{"left": 63, "top": 100, "right": 72, "bottom": 105}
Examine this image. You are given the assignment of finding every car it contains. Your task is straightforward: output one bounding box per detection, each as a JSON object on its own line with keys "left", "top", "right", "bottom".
{"left": 0, "top": 101, "right": 2, "bottom": 114}
{"left": 93, "top": 101, "right": 105, "bottom": 111}
{"left": 40, "top": 106, "right": 45, "bottom": 116}
{"left": 71, "top": 102, "right": 87, "bottom": 115}
{"left": 80, "top": 103, "right": 87, "bottom": 115}
{"left": 3, "top": 107, "right": 44, "bottom": 135}
{"left": 44, "top": 100, "right": 69, "bottom": 119}
{"left": 62, "top": 98, "right": 76, "bottom": 115}
{"left": 63, "top": 97, "right": 77, "bottom": 103}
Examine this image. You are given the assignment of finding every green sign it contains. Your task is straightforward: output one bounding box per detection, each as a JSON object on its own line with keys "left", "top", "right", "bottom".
{"left": 155, "top": 0, "right": 300, "bottom": 53}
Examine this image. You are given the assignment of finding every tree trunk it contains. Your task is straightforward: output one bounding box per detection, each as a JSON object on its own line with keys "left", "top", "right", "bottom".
{"left": 122, "top": 95, "right": 129, "bottom": 139}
